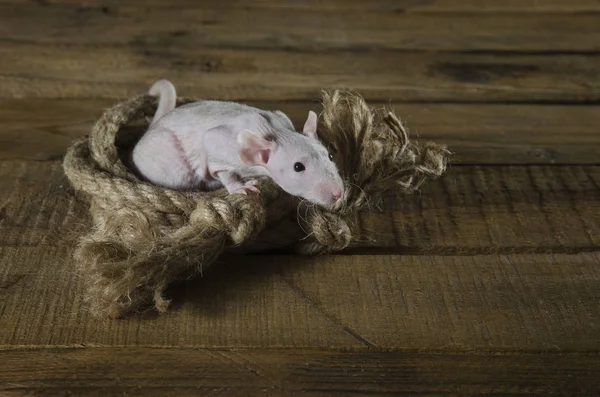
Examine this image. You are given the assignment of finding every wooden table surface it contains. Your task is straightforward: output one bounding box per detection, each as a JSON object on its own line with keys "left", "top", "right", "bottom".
{"left": 1, "top": 1, "right": 600, "bottom": 395}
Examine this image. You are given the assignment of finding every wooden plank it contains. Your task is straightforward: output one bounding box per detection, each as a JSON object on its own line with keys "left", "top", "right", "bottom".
{"left": 0, "top": 99, "right": 110, "bottom": 162}
{"left": 3, "top": 44, "right": 600, "bottom": 103}
{"left": 2, "top": 248, "right": 599, "bottom": 350}
{"left": 1, "top": 161, "right": 598, "bottom": 349}
{"left": 0, "top": 161, "right": 598, "bottom": 252}
{"left": 2, "top": 98, "right": 600, "bottom": 164}
{"left": 1, "top": 160, "right": 600, "bottom": 350}
{"left": 1, "top": 348, "right": 600, "bottom": 396}
{"left": 1, "top": 5, "right": 600, "bottom": 52}
{"left": 3, "top": 0, "right": 600, "bottom": 13}
{"left": 280, "top": 253, "right": 600, "bottom": 350}
{"left": 352, "top": 165, "right": 600, "bottom": 253}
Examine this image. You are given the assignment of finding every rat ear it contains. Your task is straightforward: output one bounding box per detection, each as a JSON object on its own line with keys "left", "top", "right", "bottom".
{"left": 302, "top": 110, "right": 318, "bottom": 139}
{"left": 237, "top": 129, "right": 275, "bottom": 166}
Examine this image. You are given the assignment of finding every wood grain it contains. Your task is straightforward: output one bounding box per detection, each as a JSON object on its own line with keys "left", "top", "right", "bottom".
{"left": 1, "top": 245, "right": 600, "bottom": 350}
{"left": 2, "top": 348, "right": 600, "bottom": 396}
{"left": 0, "top": 161, "right": 598, "bottom": 252}
{"left": 352, "top": 165, "right": 600, "bottom": 253}
{"left": 3, "top": 44, "right": 600, "bottom": 103}
{"left": 1, "top": 161, "right": 599, "bottom": 350}
{"left": 1, "top": 0, "right": 599, "bottom": 392}
{"left": 1, "top": 5, "right": 600, "bottom": 52}
{"left": 2, "top": 99, "right": 600, "bottom": 164}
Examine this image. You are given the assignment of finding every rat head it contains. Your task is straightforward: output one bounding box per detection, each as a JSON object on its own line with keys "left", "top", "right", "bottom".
{"left": 237, "top": 111, "right": 345, "bottom": 207}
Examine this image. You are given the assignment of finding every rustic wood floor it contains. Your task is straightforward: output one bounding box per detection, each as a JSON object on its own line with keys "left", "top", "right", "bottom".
{"left": 1, "top": 1, "right": 600, "bottom": 395}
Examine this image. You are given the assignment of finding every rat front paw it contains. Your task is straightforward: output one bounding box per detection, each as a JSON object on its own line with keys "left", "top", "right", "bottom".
{"left": 230, "top": 182, "right": 260, "bottom": 195}
{"left": 244, "top": 179, "right": 259, "bottom": 189}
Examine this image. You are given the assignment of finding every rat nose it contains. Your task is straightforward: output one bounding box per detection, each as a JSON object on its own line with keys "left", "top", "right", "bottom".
{"left": 331, "top": 189, "right": 342, "bottom": 200}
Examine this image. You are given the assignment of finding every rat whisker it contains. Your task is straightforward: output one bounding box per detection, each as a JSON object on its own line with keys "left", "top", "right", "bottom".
{"left": 295, "top": 198, "right": 311, "bottom": 236}
{"left": 299, "top": 229, "right": 315, "bottom": 241}
{"left": 344, "top": 179, "right": 372, "bottom": 211}
{"left": 298, "top": 201, "right": 318, "bottom": 241}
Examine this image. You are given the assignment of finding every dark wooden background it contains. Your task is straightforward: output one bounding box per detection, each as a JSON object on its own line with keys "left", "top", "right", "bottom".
{"left": 1, "top": 1, "right": 599, "bottom": 395}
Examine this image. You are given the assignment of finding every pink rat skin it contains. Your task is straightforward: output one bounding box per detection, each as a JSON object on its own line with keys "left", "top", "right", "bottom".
{"left": 131, "top": 80, "right": 345, "bottom": 207}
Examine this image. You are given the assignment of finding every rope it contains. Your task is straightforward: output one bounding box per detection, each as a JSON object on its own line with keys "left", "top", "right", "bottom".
{"left": 62, "top": 90, "right": 449, "bottom": 318}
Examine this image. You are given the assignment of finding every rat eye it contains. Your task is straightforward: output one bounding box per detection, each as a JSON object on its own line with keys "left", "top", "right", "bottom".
{"left": 294, "top": 162, "right": 305, "bottom": 172}
{"left": 328, "top": 153, "right": 334, "bottom": 161}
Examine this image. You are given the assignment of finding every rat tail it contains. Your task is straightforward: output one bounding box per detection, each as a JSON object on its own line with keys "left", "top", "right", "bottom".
{"left": 148, "top": 79, "right": 177, "bottom": 126}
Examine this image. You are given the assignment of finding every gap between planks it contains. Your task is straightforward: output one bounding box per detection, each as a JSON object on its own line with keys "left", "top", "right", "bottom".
{"left": 3, "top": 0, "right": 600, "bottom": 12}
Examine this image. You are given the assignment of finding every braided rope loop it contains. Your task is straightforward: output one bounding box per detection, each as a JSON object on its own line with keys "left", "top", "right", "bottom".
{"left": 62, "top": 91, "right": 449, "bottom": 318}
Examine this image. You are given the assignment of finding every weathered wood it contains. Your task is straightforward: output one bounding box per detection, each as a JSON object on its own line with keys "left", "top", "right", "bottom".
{"left": 1, "top": 160, "right": 599, "bottom": 350}
{"left": 2, "top": 99, "right": 600, "bottom": 164}
{"left": 3, "top": 44, "right": 600, "bottom": 103}
{"left": 1, "top": 5, "right": 600, "bottom": 52}
{"left": 1, "top": 0, "right": 598, "bottom": 392}
{"left": 1, "top": 348, "right": 600, "bottom": 396}
{"left": 351, "top": 165, "right": 600, "bottom": 253}
{"left": 4, "top": 0, "right": 600, "bottom": 12}
{"left": 1, "top": 246, "right": 599, "bottom": 350}
{"left": 0, "top": 161, "right": 598, "bottom": 252}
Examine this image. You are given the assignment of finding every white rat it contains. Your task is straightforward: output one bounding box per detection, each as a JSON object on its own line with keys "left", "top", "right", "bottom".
{"left": 131, "top": 80, "right": 345, "bottom": 207}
